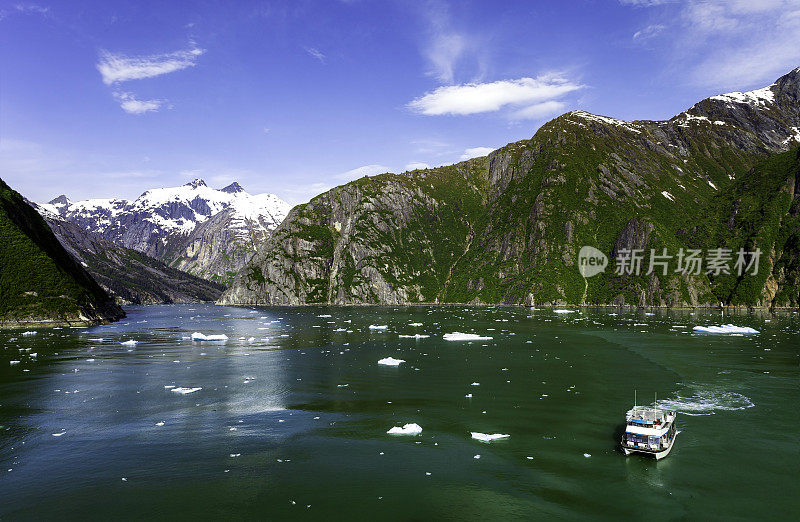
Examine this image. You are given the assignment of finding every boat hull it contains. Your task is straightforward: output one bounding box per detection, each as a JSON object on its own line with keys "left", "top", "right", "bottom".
{"left": 622, "top": 431, "right": 677, "bottom": 460}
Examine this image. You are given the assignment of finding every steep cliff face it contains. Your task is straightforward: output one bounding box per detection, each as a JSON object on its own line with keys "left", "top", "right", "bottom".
{"left": 220, "top": 68, "right": 800, "bottom": 308}
{"left": 0, "top": 178, "right": 125, "bottom": 326}
{"left": 167, "top": 202, "right": 284, "bottom": 286}
{"left": 37, "top": 209, "right": 224, "bottom": 305}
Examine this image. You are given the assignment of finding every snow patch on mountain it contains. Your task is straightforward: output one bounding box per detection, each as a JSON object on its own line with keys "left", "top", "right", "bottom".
{"left": 710, "top": 85, "right": 775, "bottom": 107}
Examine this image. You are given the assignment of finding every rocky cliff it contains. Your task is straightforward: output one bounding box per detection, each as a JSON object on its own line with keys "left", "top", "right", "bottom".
{"left": 37, "top": 209, "right": 225, "bottom": 305}
{"left": 220, "top": 67, "right": 800, "bottom": 308}
{"left": 0, "top": 178, "right": 125, "bottom": 327}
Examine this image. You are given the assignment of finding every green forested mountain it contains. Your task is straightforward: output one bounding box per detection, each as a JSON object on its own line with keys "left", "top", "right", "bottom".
{"left": 0, "top": 178, "right": 125, "bottom": 326}
{"left": 220, "top": 68, "right": 800, "bottom": 309}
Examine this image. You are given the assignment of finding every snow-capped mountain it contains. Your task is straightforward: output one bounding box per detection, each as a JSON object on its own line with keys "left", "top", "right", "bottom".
{"left": 39, "top": 179, "right": 291, "bottom": 284}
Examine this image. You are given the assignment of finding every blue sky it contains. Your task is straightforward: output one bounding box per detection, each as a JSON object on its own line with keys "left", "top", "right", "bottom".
{"left": 2, "top": 0, "right": 799, "bottom": 204}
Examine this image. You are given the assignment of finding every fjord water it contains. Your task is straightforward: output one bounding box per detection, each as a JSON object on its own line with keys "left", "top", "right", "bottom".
{"left": 1, "top": 305, "right": 797, "bottom": 519}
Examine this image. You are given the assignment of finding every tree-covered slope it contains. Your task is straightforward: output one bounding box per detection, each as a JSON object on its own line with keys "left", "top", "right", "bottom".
{"left": 220, "top": 68, "right": 800, "bottom": 308}
{"left": 0, "top": 178, "right": 125, "bottom": 326}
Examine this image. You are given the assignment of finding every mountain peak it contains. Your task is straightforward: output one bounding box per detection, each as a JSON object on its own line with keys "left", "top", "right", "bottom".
{"left": 184, "top": 178, "right": 207, "bottom": 189}
{"left": 48, "top": 195, "right": 71, "bottom": 206}
{"left": 221, "top": 182, "right": 245, "bottom": 194}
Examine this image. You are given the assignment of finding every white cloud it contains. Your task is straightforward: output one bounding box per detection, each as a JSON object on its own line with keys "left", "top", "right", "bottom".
{"left": 404, "top": 162, "right": 432, "bottom": 171}
{"left": 305, "top": 47, "right": 326, "bottom": 63}
{"left": 97, "top": 46, "right": 205, "bottom": 85}
{"left": 633, "top": 24, "right": 666, "bottom": 39}
{"left": 408, "top": 75, "right": 582, "bottom": 116}
{"left": 619, "top": 0, "right": 675, "bottom": 6}
{"left": 510, "top": 100, "right": 567, "bottom": 120}
{"left": 425, "top": 32, "right": 466, "bottom": 83}
{"left": 335, "top": 164, "right": 391, "bottom": 182}
{"left": 623, "top": 0, "right": 800, "bottom": 90}
{"left": 460, "top": 147, "right": 496, "bottom": 160}
{"left": 113, "top": 92, "right": 164, "bottom": 114}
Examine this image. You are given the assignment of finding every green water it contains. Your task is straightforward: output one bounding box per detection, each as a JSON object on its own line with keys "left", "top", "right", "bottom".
{"left": 1, "top": 304, "right": 797, "bottom": 520}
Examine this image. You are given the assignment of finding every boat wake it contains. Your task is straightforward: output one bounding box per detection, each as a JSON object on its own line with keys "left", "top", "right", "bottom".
{"left": 653, "top": 387, "right": 755, "bottom": 416}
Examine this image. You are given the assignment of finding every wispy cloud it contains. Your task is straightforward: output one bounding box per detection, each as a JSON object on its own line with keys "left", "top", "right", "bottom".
{"left": 305, "top": 47, "right": 326, "bottom": 63}
{"left": 0, "top": 3, "right": 50, "bottom": 21}
{"left": 336, "top": 164, "right": 391, "bottom": 182}
{"left": 510, "top": 100, "right": 567, "bottom": 120}
{"left": 407, "top": 74, "right": 582, "bottom": 117}
{"left": 404, "top": 161, "right": 432, "bottom": 171}
{"left": 624, "top": 0, "right": 800, "bottom": 90}
{"left": 460, "top": 147, "right": 495, "bottom": 160}
{"left": 633, "top": 24, "right": 666, "bottom": 39}
{"left": 113, "top": 92, "right": 165, "bottom": 114}
{"left": 416, "top": 1, "right": 476, "bottom": 84}
{"left": 97, "top": 46, "right": 205, "bottom": 85}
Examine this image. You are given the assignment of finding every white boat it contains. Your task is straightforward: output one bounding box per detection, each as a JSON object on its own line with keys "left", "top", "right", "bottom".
{"left": 621, "top": 404, "right": 677, "bottom": 460}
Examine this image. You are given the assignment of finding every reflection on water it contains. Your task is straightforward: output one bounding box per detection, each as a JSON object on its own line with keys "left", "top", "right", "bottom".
{"left": 0, "top": 304, "right": 797, "bottom": 519}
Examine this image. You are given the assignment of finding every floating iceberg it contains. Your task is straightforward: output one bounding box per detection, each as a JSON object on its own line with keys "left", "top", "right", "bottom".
{"left": 120, "top": 340, "right": 138, "bottom": 346}
{"left": 22, "top": 331, "right": 37, "bottom": 336}
{"left": 171, "top": 387, "right": 202, "bottom": 394}
{"left": 387, "top": 423, "right": 422, "bottom": 435}
{"left": 378, "top": 357, "right": 405, "bottom": 366}
{"left": 692, "top": 324, "right": 759, "bottom": 334}
{"left": 471, "top": 432, "right": 510, "bottom": 442}
{"left": 398, "top": 334, "right": 430, "bottom": 339}
{"left": 369, "top": 325, "right": 388, "bottom": 330}
{"left": 443, "top": 332, "right": 493, "bottom": 341}
{"left": 191, "top": 332, "right": 229, "bottom": 341}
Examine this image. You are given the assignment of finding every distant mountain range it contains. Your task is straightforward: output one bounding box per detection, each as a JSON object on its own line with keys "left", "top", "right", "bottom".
{"left": 220, "top": 67, "right": 800, "bottom": 308}
{"left": 40, "top": 179, "right": 291, "bottom": 285}
{"left": 32, "top": 203, "right": 224, "bottom": 305}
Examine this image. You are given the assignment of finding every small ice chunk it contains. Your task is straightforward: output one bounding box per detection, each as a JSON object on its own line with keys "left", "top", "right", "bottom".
{"left": 583, "top": 453, "right": 591, "bottom": 458}
{"left": 9, "top": 360, "right": 20, "bottom": 365}
{"left": 22, "top": 331, "right": 37, "bottom": 336}
{"left": 171, "top": 387, "right": 202, "bottom": 394}
{"left": 471, "top": 432, "right": 510, "bottom": 442}
{"left": 554, "top": 309, "right": 575, "bottom": 314}
{"left": 191, "top": 332, "right": 229, "bottom": 341}
{"left": 443, "top": 332, "right": 493, "bottom": 341}
{"left": 120, "top": 340, "right": 138, "bottom": 346}
{"left": 470, "top": 382, "right": 480, "bottom": 386}
{"left": 387, "top": 423, "right": 422, "bottom": 435}
{"left": 692, "top": 324, "right": 759, "bottom": 334}
{"left": 378, "top": 357, "right": 405, "bottom": 366}
{"left": 369, "top": 325, "right": 388, "bottom": 330}
{"left": 155, "top": 421, "right": 165, "bottom": 426}
{"left": 409, "top": 323, "right": 423, "bottom": 326}
{"left": 52, "top": 431, "right": 65, "bottom": 437}
{"left": 317, "top": 314, "right": 332, "bottom": 318}
{"left": 474, "top": 454, "right": 481, "bottom": 459}
{"left": 465, "top": 393, "right": 473, "bottom": 398}
{"left": 398, "top": 334, "right": 430, "bottom": 339}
